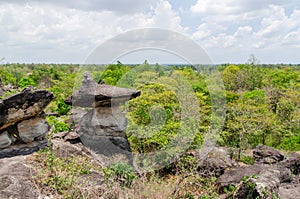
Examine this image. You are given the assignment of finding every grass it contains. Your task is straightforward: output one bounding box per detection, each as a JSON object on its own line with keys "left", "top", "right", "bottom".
{"left": 28, "top": 146, "right": 220, "bottom": 199}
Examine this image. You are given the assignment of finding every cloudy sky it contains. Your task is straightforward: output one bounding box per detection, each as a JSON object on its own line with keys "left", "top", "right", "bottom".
{"left": 0, "top": 0, "right": 300, "bottom": 64}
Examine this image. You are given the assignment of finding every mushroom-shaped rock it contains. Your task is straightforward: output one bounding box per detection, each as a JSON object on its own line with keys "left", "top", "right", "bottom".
{"left": 66, "top": 73, "right": 141, "bottom": 161}
{"left": 65, "top": 73, "right": 141, "bottom": 107}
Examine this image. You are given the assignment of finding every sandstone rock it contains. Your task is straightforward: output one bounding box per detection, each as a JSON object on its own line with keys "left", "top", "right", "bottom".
{"left": 279, "top": 154, "right": 300, "bottom": 175}
{"left": 196, "top": 147, "right": 234, "bottom": 177}
{"left": 233, "top": 169, "right": 280, "bottom": 199}
{"left": 17, "top": 117, "right": 50, "bottom": 143}
{"left": 65, "top": 73, "right": 140, "bottom": 107}
{"left": 0, "top": 87, "right": 54, "bottom": 131}
{"left": 279, "top": 181, "right": 300, "bottom": 199}
{"left": 0, "top": 131, "right": 13, "bottom": 149}
{"left": 253, "top": 144, "right": 285, "bottom": 164}
{"left": 78, "top": 107, "right": 127, "bottom": 137}
{"left": 217, "top": 164, "right": 263, "bottom": 191}
{"left": 0, "top": 140, "right": 48, "bottom": 158}
{"left": 0, "top": 155, "right": 41, "bottom": 199}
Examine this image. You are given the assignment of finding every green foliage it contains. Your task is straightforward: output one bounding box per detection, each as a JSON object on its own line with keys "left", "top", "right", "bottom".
{"left": 103, "top": 163, "right": 136, "bottom": 187}
{"left": 56, "top": 99, "right": 71, "bottom": 116}
{"left": 46, "top": 116, "right": 70, "bottom": 133}
{"left": 0, "top": 69, "right": 17, "bottom": 85}
{"left": 18, "top": 76, "right": 35, "bottom": 88}
{"left": 239, "top": 154, "right": 255, "bottom": 165}
{"left": 279, "top": 135, "right": 300, "bottom": 151}
{"left": 242, "top": 90, "right": 266, "bottom": 105}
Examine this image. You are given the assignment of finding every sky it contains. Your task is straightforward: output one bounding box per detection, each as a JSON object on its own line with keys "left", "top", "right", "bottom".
{"left": 0, "top": 0, "right": 300, "bottom": 64}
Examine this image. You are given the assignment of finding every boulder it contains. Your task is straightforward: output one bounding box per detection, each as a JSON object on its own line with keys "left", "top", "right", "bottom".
{"left": 0, "top": 140, "right": 48, "bottom": 158}
{"left": 0, "top": 131, "right": 13, "bottom": 149}
{"left": 196, "top": 147, "right": 234, "bottom": 177}
{"left": 279, "top": 154, "right": 300, "bottom": 175}
{"left": 78, "top": 107, "right": 132, "bottom": 156}
{"left": 17, "top": 117, "right": 50, "bottom": 143}
{"left": 0, "top": 87, "right": 54, "bottom": 131}
{"left": 0, "top": 155, "right": 40, "bottom": 199}
{"left": 66, "top": 73, "right": 141, "bottom": 160}
{"left": 233, "top": 169, "right": 280, "bottom": 199}
{"left": 217, "top": 164, "right": 263, "bottom": 191}
{"left": 253, "top": 144, "right": 285, "bottom": 164}
{"left": 78, "top": 107, "right": 127, "bottom": 137}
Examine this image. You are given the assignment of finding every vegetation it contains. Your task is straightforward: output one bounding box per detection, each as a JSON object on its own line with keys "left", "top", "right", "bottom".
{"left": 1, "top": 59, "right": 300, "bottom": 198}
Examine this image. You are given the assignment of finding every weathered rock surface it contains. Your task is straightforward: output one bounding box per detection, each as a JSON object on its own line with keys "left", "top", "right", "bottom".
{"left": 0, "top": 140, "right": 48, "bottom": 158}
{"left": 233, "top": 168, "right": 281, "bottom": 199}
{"left": 79, "top": 107, "right": 127, "bottom": 137}
{"left": 253, "top": 144, "right": 285, "bottom": 164}
{"left": 17, "top": 117, "right": 50, "bottom": 143}
{"left": 0, "top": 87, "right": 54, "bottom": 131}
{"left": 196, "top": 147, "right": 234, "bottom": 177}
{"left": 0, "top": 155, "right": 41, "bottom": 199}
{"left": 217, "top": 164, "right": 264, "bottom": 190}
{"left": 65, "top": 73, "right": 140, "bottom": 107}
{"left": 66, "top": 73, "right": 140, "bottom": 160}
{"left": 0, "top": 87, "right": 53, "bottom": 157}
{"left": 0, "top": 131, "right": 13, "bottom": 149}
{"left": 218, "top": 146, "right": 300, "bottom": 199}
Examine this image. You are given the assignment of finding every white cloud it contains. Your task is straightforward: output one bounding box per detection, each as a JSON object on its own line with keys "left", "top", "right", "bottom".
{"left": 190, "top": 0, "right": 300, "bottom": 64}
{"left": 0, "top": 0, "right": 186, "bottom": 63}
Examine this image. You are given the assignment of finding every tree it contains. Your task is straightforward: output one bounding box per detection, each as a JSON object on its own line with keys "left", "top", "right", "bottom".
{"left": 247, "top": 54, "right": 260, "bottom": 66}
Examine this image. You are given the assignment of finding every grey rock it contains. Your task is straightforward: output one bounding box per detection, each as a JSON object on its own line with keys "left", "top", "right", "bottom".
{"left": 233, "top": 168, "right": 280, "bottom": 199}
{"left": 279, "top": 155, "right": 300, "bottom": 175}
{"left": 18, "top": 117, "right": 50, "bottom": 143}
{"left": 0, "top": 131, "right": 12, "bottom": 149}
{"left": 253, "top": 144, "right": 285, "bottom": 164}
{"left": 78, "top": 107, "right": 127, "bottom": 138}
{"left": 196, "top": 147, "right": 234, "bottom": 177}
{"left": 77, "top": 105, "right": 132, "bottom": 159}
{"left": 279, "top": 180, "right": 300, "bottom": 199}
{"left": 0, "top": 139, "right": 48, "bottom": 158}
{"left": 217, "top": 164, "right": 263, "bottom": 191}
{"left": 0, "top": 87, "right": 54, "bottom": 131}
{"left": 0, "top": 155, "right": 40, "bottom": 199}
{"left": 65, "top": 73, "right": 140, "bottom": 107}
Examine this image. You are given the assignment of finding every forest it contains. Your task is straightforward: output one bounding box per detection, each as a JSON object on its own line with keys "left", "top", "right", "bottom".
{"left": 0, "top": 61, "right": 299, "bottom": 198}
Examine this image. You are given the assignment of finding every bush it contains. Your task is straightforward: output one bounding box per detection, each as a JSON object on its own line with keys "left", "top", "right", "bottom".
{"left": 46, "top": 116, "right": 70, "bottom": 133}
{"left": 279, "top": 135, "right": 300, "bottom": 151}
{"left": 103, "top": 163, "right": 136, "bottom": 187}
{"left": 18, "top": 77, "right": 35, "bottom": 88}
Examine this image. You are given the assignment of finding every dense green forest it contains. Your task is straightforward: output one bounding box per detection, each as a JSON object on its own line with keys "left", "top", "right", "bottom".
{"left": 0, "top": 62, "right": 299, "bottom": 154}
{"left": 1, "top": 62, "right": 299, "bottom": 198}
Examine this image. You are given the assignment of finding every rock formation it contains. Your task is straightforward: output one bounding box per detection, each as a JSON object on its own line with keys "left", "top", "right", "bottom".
{"left": 217, "top": 145, "right": 300, "bottom": 199}
{"left": 0, "top": 87, "right": 54, "bottom": 158}
{"left": 65, "top": 73, "right": 141, "bottom": 160}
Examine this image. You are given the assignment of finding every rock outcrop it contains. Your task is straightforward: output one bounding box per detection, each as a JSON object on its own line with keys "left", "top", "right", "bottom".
{"left": 0, "top": 87, "right": 53, "bottom": 158}
{"left": 217, "top": 145, "right": 300, "bottom": 199}
{"left": 66, "top": 73, "right": 141, "bottom": 160}
{"left": 253, "top": 144, "right": 285, "bottom": 164}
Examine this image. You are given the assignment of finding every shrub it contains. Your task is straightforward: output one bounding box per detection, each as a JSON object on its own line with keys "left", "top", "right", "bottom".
{"left": 46, "top": 116, "right": 70, "bottom": 133}
{"left": 103, "top": 163, "right": 136, "bottom": 187}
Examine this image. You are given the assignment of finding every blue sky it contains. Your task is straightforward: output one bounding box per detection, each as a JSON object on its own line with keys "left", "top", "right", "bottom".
{"left": 0, "top": 0, "right": 300, "bottom": 64}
